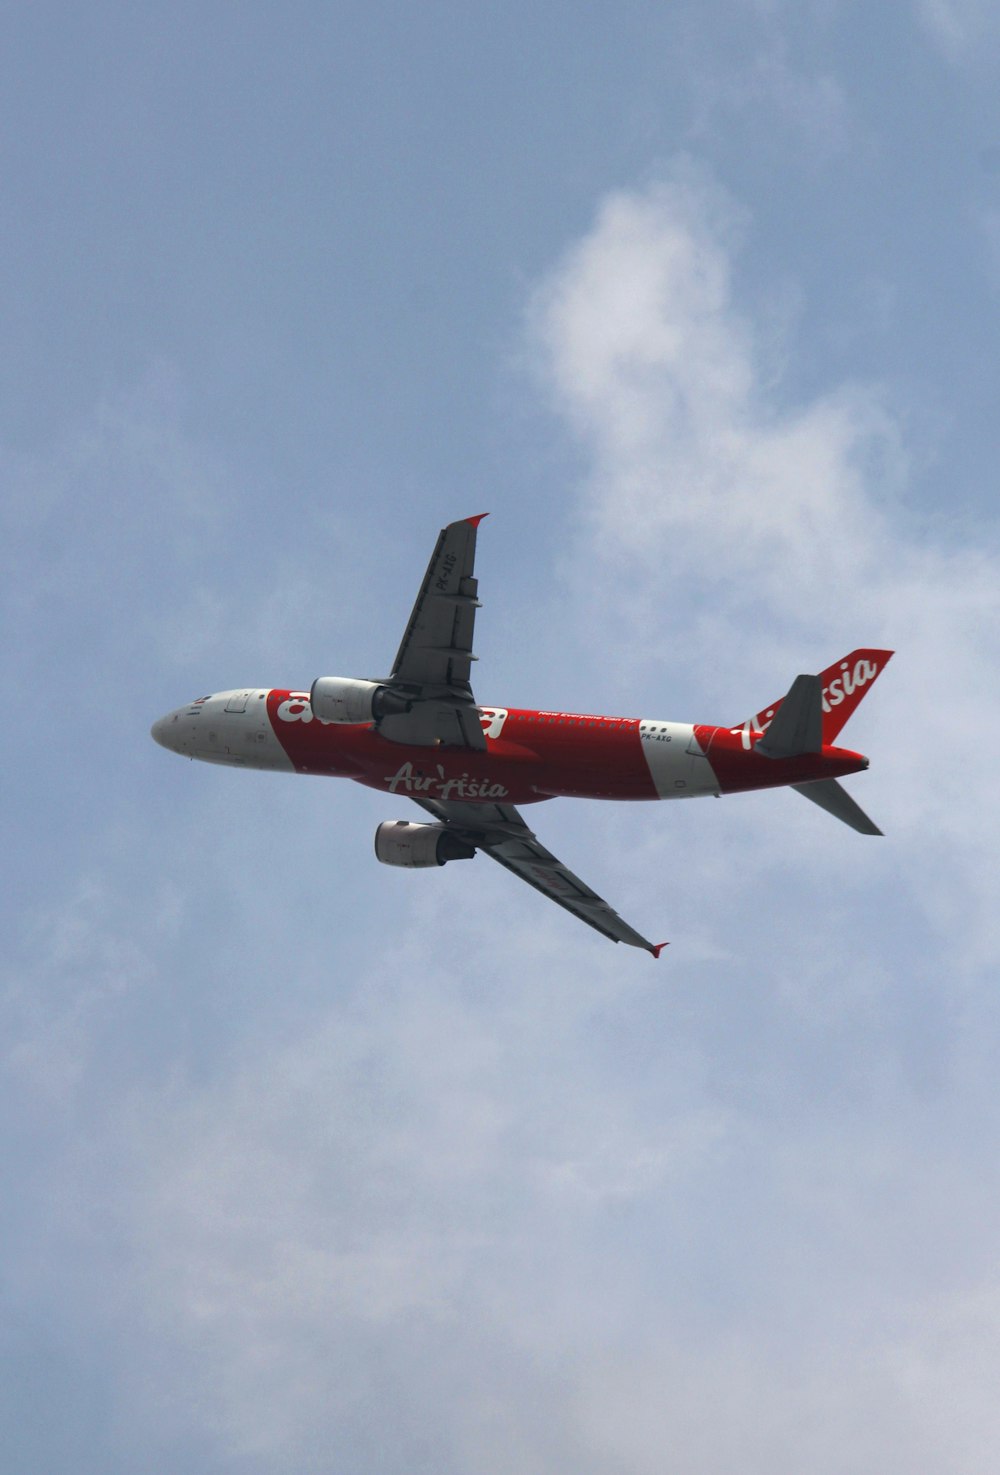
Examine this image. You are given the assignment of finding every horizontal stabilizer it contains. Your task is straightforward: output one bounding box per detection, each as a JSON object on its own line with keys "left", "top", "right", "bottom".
{"left": 792, "top": 779, "right": 883, "bottom": 836}
{"left": 756, "top": 674, "right": 823, "bottom": 759}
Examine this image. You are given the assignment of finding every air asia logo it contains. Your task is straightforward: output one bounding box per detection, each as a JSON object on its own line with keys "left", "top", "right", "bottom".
{"left": 478, "top": 707, "right": 508, "bottom": 739}
{"left": 276, "top": 694, "right": 315, "bottom": 722}
{"left": 732, "top": 654, "right": 886, "bottom": 749}
{"left": 276, "top": 697, "right": 509, "bottom": 735}
{"left": 822, "top": 656, "right": 880, "bottom": 711}
{"left": 384, "top": 762, "right": 508, "bottom": 800}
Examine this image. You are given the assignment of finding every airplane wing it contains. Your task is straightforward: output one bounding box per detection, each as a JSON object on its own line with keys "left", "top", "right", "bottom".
{"left": 412, "top": 797, "right": 667, "bottom": 957}
{"left": 376, "top": 515, "right": 489, "bottom": 750}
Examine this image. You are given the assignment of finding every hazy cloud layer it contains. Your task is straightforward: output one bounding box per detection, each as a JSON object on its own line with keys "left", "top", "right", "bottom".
{"left": 531, "top": 171, "right": 1000, "bottom": 970}
{"left": 5, "top": 8, "right": 1000, "bottom": 1469}
{"left": 7, "top": 168, "right": 994, "bottom": 1474}
{"left": 918, "top": 0, "right": 1000, "bottom": 59}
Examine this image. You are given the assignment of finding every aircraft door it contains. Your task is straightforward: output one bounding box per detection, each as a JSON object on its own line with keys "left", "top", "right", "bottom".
{"left": 686, "top": 724, "right": 716, "bottom": 758}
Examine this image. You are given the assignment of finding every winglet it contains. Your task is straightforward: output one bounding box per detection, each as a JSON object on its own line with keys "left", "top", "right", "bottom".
{"left": 650, "top": 941, "right": 669, "bottom": 959}
{"left": 465, "top": 513, "right": 489, "bottom": 528}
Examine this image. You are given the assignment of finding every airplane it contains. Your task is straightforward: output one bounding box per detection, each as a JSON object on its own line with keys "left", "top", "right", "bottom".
{"left": 151, "top": 515, "right": 892, "bottom": 957}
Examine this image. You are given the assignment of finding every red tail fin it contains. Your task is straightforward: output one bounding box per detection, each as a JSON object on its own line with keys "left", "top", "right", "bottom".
{"left": 750, "top": 649, "right": 893, "bottom": 746}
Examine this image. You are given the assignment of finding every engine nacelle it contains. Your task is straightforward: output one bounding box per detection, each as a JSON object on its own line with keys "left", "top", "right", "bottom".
{"left": 374, "top": 821, "right": 476, "bottom": 868}
{"left": 310, "top": 676, "right": 412, "bottom": 725}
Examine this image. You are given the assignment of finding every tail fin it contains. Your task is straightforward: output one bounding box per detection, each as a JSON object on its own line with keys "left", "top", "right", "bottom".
{"left": 750, "top": 649, "right": 893, "bottom": 747}
{"left": 755, "top": 674, "right": 823, "bottom": 758}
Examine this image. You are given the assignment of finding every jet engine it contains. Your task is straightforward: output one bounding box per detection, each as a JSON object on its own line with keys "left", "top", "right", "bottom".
{"left": 374, "top": 821, "right": 476, "bottom": 868}
{"left": 310, "top": 677, "right": 412, "bottom": 724}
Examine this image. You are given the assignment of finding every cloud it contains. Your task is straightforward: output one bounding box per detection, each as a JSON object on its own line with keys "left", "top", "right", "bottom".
{"left": 573, "top": 1277, "right": 1000, "bottom": 1474}
{"left": 529, "top": 167, "right": 1000, "bottom": 971}
{"left": 8, "top": 165, "right": 1000, "bottom": 1474}
{"left": 95, "top": 933, "right": 725, "bottom": 1469}
{"left": 686, "top": 24, "right": 853, "bottom": 159}
{"left": 917, "top": 0, "right": 1000, "bottom": 60}
{"left": 98, "top": 937, "right": 1000, "bottom": 1471}
{"left": 0, "top": 361, "right": 235, "bottom": 711}
{"left": 2, "top": 871, "right": 165, "bottom": 1107}
{"left": 531, "top": 171, "right": 896, "bottom": 614}
{"left": 68, "top": 168, "right": 996, "bottom": 1472}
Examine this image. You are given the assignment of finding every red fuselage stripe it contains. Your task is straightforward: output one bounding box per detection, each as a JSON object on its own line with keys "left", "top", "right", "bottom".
{"left": 265, "top": 694, "right": 868, "bottom": 806}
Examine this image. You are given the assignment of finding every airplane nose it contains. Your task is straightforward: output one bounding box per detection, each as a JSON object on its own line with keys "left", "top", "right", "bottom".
{"left": 151, "top": 713, "right": 178, "bottom": 750}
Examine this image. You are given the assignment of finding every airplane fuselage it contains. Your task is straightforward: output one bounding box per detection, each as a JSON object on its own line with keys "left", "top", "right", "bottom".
{"left": 150, "top": 517, "right": 889, "bottom": 955}
{"left": 151, "top": 688, "right": 869, "bottom": 806}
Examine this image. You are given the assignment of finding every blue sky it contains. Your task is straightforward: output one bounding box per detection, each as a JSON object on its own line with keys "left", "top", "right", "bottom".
{"left": 4, "top": 4, "right": 1000, "bottom": 1471}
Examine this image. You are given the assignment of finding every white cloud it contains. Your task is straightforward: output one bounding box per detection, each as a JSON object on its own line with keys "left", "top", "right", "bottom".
{"left": 102, "top": 972, "right": 1000, "bottom": 1471}
{"left": 918, "top": 0, "right": 1000, "bottom": 60}
{"left": 681, "top": 11, "right": 855, "bottom": 160}
{"left": 574, "top": 1278, "right": 1000, "bottom": 1474}
{"left": 8, "top": 165, "right": 1000, "bottom": 1474}
{"left": 101, "top": 939, "right": 724, "bottom": 1467}
{"left": 529, "top": 169, "right": 1000, "bottom": 972}
{"left": 84, "top": 172, "right": 999, "bottom": 1470}
{"left": 532, "top": 174, "right": 897, "bottom": 610}
{"left": 2, "top": 871, "right": 162, "bottom": 1106}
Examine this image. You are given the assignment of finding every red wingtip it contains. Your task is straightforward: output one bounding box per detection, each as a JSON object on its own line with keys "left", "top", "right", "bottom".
{"left": 465, "top": 513, "right": 489, "bottom": 528}
{"left": 651, "top": 942, "right": 669, "bottom": 959}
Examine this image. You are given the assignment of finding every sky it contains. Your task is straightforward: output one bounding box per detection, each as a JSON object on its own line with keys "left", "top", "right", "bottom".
{"left": 3, "top": 2, "right": 1000, "bottom": 1470}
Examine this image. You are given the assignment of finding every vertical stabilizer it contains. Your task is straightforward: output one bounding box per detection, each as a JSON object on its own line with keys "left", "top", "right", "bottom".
{"left": 749, "top": 649, "right": 893, "bottom": 746}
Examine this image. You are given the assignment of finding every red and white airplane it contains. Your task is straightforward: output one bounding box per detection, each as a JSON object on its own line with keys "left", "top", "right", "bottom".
{"left": 151, "top": 516, "right": 892, "bottom": 956}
